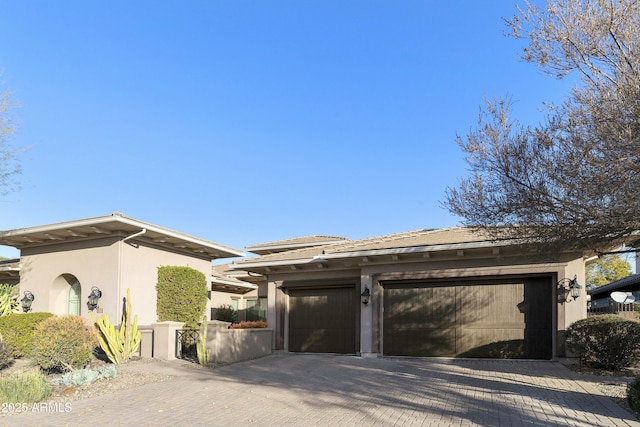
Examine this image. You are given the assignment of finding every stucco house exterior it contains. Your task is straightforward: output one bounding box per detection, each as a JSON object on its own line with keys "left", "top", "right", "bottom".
{"left": 232, "top": 227, "right": 591, "bottom": 359}
{"left": 0, "top": 212, "right": 248, "bottom": 326}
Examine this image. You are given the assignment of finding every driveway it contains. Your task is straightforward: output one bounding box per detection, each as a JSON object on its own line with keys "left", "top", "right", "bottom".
{"left": 2, "top": 353, "right": 638, "bottom": 427}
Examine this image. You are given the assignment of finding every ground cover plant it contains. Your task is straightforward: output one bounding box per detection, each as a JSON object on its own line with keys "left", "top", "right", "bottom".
{"left": 0, "top": 368, "right": 51, "bottom": 403}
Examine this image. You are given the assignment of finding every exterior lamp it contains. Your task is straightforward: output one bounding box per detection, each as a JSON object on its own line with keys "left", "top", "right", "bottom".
{"left": 360, "top": 287, "right": 371, "bottom": 305}
{"left": 21, "top": 291, "right": 34, "bottom": 313}
{"left": 558, "top": 275, "right": 582, "bottom": 301}
{"left": 87, "top": 286, "right": 102, "bottom": 311}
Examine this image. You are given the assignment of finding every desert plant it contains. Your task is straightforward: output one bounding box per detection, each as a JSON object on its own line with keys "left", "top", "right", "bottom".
{"left": 91, "top": 288, "right": 141, "bottom": 364}
{"left": 0, "top": 312, "right": 54, "bottom": 357}
{"left": 0, "top": 368, "right": 52, "bottom": 403}
{"left": 196, "top": 315, "right": 210, "bottom": 366}
{"left": 230, "top": 321, "right": 267, "bottom": 329}
{"left": 216, "top": 304, "right": 238, "bottom": 323}
{"left": 32, "top": 315, "right": 97, "bottom": 372}
{"left": 566, "top": 315, "right": 640, "bottom": 370}
{"left": 156, "top": 266, "right": 208, "bottom": 329}
{"left": 52, "top": 365, "right": 118, "bottom": 387}
{"left": 0, "top": 284, "right": 18, "bottom": 316}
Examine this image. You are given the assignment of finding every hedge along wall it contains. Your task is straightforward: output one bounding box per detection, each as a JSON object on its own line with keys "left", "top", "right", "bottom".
{"left": 156, "top": 266, "right": 208, "bottom": 329}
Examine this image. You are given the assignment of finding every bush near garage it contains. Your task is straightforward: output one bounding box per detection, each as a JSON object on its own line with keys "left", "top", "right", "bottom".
{"left": 156, "top": 266, "right": 208, "bottom": 330}
{"left": 215, "top": 304, "right": 237, "bottom": 323}
{"left": 0, "top": 336, "right": 11, "bottom": 369}
{"left": 230, "top": 321, "right": 267, "bottom": 329}
{"left": 0, "top": 312, "right": 54, "bottom": 358}
{"left": 31, "top": 315, "right": 97, "bottom": 373}
{"left": 566, "top": 315, "right": 640, "bottom": 370}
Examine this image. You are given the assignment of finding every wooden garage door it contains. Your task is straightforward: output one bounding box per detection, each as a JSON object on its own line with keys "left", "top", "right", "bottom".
{"left": 383, "top": 277, "right": 552, "bottom": 359}
{"left": 289, "top": 287, "right": 356, "bottom": 353}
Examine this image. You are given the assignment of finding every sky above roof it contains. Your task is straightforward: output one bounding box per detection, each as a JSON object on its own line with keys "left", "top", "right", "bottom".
{"left": 0, "top": 0, "right": 574, "bottom": 260}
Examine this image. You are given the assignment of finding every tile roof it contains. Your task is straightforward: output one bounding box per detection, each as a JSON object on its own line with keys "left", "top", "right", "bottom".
{"left": 245, "top": 235, "right": 349, "bottom": 255}
{"left": 235, "top": 227, "right": 498, "bottom": 265}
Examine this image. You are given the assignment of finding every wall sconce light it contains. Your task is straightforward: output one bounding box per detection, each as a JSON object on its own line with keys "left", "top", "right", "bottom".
{"left": 558, "top": 275, "right": 582, "bottom": 301}
{"left": 87, "top": 286, "right": 102, "bottom": 311}
{"left": 361, "top": 287, "right": 371, "bottom": 305}
{"left": 21, "top": 291, "right": 34, "bottom": 313}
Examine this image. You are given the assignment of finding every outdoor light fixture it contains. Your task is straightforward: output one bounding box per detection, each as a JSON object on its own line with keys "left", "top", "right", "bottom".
{"left": 558, "top": 275, "right": 582, "bottom": 301}
{"left": 21, "top": 291, "right": 34, "bottom": 313}
{"left": 361, "top": 287, "right": 371, "bottom": 305}
{"left": 87, "top": 286, "right": 102, "bottom": 311}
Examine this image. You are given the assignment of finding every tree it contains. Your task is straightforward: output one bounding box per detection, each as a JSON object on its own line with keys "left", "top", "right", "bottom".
{"left": 443, "top": 0, "right": 640, "bottom": 253}
{"left": 0, "top": 87, "right": 21, "bottom": 194}
{"left": 586, "top": 254, "right": 632, "bottom": 288}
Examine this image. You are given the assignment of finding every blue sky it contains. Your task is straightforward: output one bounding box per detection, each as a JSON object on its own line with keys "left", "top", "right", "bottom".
{"left": 0, "top": 0, "right": 573, "bottom": 260}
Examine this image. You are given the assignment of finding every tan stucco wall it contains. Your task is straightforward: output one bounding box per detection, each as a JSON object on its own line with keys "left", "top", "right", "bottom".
{"left": 18, "top": 237, "right": 219, "bottom": 326}
{"left": 19, "top": 237, "right": 120, "bottom": 319}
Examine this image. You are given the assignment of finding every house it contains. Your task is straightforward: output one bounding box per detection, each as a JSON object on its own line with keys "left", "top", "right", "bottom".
{"left": 0, "top": 212, "right": 246, "bottom": 326}
{"left": 588, "top": 273, "right": 640, "bottom": 319}
{"left": 232, "top": 227, "right": 592, "bottom": 359}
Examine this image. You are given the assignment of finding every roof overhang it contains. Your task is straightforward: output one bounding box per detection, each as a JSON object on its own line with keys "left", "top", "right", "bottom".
{"left": 232, "top": 239, "right": 533, "bottom": 273}
{"left": 211, "top": 276, "right": 259, "bottom": 294}
{"left": 0, "top": 213, "right": 244, "bottom": 260}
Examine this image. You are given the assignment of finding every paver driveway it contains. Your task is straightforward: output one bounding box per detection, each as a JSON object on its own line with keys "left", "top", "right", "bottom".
{"left": 2, "top": 353, "right": 639, "bottom": 427}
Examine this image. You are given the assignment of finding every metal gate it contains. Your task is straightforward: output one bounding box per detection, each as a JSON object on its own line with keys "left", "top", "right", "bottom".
{"left": 176, "top": 329, "right": 200, "bottom": 360}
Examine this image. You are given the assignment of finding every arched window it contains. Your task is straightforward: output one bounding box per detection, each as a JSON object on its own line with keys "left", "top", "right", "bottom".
{"left": 68, "top": 280, "right": 81, "bottom": 315}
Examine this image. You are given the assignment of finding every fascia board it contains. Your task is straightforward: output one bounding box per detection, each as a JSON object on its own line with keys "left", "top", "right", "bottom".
{"left": 211, "top": 277, "right": 258, "bottom": 290}
{"left": 235, "top": 240, "right": 519, "bottom": 269}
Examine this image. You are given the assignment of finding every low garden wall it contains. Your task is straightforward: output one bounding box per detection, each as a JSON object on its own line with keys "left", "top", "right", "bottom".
{"left": 205, "top": 321, "right": 273, "bottom": 364}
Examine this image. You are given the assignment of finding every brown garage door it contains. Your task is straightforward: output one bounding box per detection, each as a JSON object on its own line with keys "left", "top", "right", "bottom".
{"left": 383, "top": 277, "right": 552, "bottom": 359}
{"left": 289, "top": 287, "right": 356, "bottom": 353}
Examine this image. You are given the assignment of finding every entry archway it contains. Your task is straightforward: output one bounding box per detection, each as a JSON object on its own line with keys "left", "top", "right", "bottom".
{"left": 51, "top": 274, "right": 82, "bottom": 315}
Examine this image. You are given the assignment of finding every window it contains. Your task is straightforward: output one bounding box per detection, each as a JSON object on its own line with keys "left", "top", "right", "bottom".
{"left": 230, "top": 298, "right": 239, "bottom": 311}
{"left": 68, "top": 280, "right": 81, "bottom": 315}
{"left": 246, "top": 297, "right": 267, "bottom": 322}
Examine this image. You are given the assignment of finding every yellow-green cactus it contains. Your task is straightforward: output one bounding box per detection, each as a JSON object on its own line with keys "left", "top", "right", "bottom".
{"left": 91, "top": 288, "right": 141, "bottom": 364}
{"left": 0, "top": 285, "right": 18, "bottom": 317}
{"left": 196, "top": 315, "right": 210, "bottom": 365}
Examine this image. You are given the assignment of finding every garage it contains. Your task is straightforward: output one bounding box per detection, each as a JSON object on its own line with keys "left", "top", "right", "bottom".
{"left": 288, "top": 286, "right": 357, "bottom": 353}
{"left": 382, "top": 276, "right": 552, "bottom": 359}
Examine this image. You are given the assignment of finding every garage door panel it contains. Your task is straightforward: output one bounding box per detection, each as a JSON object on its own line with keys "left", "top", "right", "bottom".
{"left": 457, "top": 284, "right": 525, "bottom": 327}
{"left": 289, "top": 287, "right": 356, "bottom": 354}
{"left": 383, "top": 277, "right": 552, "bottom": 359}
{"left": 384, "top": 286, "right": 456, "bottom": 328}
{"left": 384, "top": 328, "right": 456, "bottom": 357}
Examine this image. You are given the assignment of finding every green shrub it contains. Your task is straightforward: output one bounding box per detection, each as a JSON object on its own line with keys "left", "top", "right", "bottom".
{"left": 566, "top": 315, "right": 640, "bottom": 370}
{"left": 629, "top": 377, "right": 640, "bottom": 413}
{"left": 0, "top": 312, "right": 54, "bottom": 357}
{"left": 156, "top": 266, "right": 208, "bottom": 329}
{"left": 32, "top": 315, "right": 97, "bottom": 372}
{"left": 0, "top": 340, "right": 11, "bottom": 369}
{"left": 230, "top": 321, "right": 267, "bottom": 329}
{"left": 216, "top": 304, "right": 237, "bottom": 323}
{"left": 0, "top": 368, "right": 52, "bottom": 403}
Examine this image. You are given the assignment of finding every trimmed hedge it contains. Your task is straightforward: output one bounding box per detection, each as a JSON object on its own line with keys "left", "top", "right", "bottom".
{"left": 156, "top": 266, "right": 208, "bottom": 329}
{"left": 0, "top": 312, "right": 54, "bottom": 358}
{"left": 566, "top": 314, "right": 640, "bottom": 370}
{"left": 32, "top": 315, "right": 97, "bottom": 372}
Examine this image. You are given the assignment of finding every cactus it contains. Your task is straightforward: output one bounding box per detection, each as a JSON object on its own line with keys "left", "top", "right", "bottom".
{"left": 91, "top": 288, "right": 141, "bottom": 364}
{"left": 0, "top": 285, "right": 18, "bottom": 317}
{"left": 196, "top": 315, "right": 210, "bottom": 366}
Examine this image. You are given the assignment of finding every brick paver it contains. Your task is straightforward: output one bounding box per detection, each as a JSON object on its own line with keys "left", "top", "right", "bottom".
{"left": 2, "top": 354, "right": 638, "bottom": 427}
